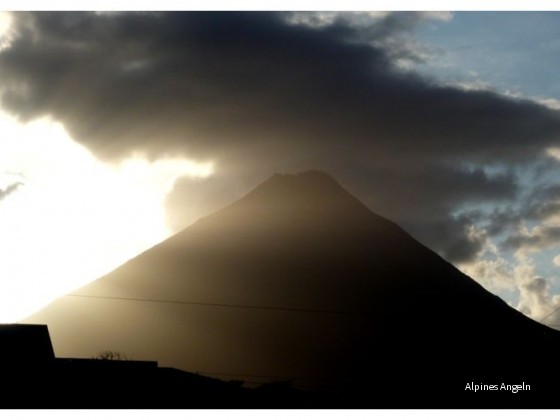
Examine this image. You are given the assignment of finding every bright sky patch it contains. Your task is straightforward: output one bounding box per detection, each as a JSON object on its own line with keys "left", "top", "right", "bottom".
{"left": 0, "top": 111, "right": 213, "bottom": 322}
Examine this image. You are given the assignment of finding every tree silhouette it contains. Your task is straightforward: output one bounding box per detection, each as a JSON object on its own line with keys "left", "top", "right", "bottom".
{"left": 94, "top": 350, "right": 130, "bottom": 361}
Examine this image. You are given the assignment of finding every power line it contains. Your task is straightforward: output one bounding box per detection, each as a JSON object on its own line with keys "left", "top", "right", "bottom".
{"left": 65, "top": 293, "right": 370, "bottom": 316}
{"left": 66, "top": 293, "right": 560, "bottom": 333}
{"left": 538, "top": 304, "right": 560, "bottom": 323}
{"left": 63, "top": 294, "right": 353, "bottom": 387}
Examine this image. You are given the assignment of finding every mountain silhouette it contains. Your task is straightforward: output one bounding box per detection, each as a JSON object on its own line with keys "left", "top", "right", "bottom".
{"left": 26, "top": 170, "right": 560, "bottom": 407}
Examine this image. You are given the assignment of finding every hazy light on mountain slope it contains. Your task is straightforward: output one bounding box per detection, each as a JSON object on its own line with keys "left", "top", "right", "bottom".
{"left": 0, "top": 111, "right": 213, "bottom": 322}
{"left": 27, "top": 171, "right": 560, "bottom": 387}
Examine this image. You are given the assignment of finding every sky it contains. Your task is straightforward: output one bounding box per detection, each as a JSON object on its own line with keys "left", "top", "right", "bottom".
{"left": 1, "top": 11, "right": 560, "bottom": 327}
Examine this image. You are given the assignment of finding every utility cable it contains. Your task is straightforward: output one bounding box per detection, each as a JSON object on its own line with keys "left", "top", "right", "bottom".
{"left": 65, "top": 293, "right": 370, "bottom": 316}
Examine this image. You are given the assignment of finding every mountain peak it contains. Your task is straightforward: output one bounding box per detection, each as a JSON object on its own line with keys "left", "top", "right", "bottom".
{"left": 227, "top": 169, "right": 372, "bottom": 222}
{"left": 267, "top": 170, "right": 340, "bottom": 185}
{"left": 165, "top": 169, "right": 384, "bottom": 246}
{"left": 254, "top": 170, "right": 345, "bottom": 196}
{"left": 27, "top": 170, "right": 560, "bottom": 404}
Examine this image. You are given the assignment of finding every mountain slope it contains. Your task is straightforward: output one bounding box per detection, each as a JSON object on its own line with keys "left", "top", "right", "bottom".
{"left": 26, "top": 170, "right": 560, "bottom": 406}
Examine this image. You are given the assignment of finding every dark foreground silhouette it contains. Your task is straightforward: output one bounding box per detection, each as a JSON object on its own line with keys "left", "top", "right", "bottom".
{"left": 22, "top": 171, "right": 560, "bottom": 408}
{"left": 1, "top": 323, "right": 558, "bottom": 408}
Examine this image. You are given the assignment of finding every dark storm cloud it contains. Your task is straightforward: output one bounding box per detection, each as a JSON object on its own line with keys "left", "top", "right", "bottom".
{"left": 502, "top": 226, "right": 560, "bottom": 252}
{"left": 412, "top": 213, "right": 487, "bottom": 264}
{"left": 522, "top": 182, "right": 560, "bottom": 220}
{"left": 2, "top": 11, "right": 560, "bottom": 263}
{"left": 2, "top": 12, "right": 559, "bottom": 162}
{"left": 483, "top": 180, "right": 560, "bottom": 239}
{"left": 355, "top": 11, "right": 447, "bottom": 65}
{"left": 333, "top": 162, "right": 516, "bottom": 262}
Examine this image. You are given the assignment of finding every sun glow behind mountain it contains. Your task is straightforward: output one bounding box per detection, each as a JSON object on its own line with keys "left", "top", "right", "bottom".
{"left": 0, "top": 111, "right": 213, "bottom": 322}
